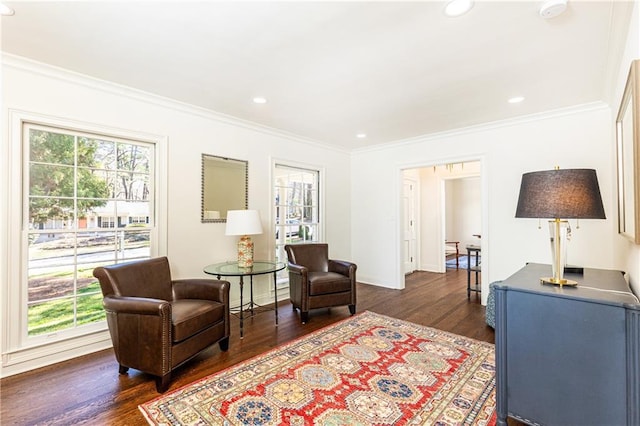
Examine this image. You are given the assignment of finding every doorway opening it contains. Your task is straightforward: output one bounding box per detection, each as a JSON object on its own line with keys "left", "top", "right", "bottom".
{"left": 400, "top": 160, "right": 484, "bottom": 296}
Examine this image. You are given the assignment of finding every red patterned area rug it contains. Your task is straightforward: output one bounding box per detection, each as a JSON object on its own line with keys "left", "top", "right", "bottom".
{"left": 140, "top": 311, "right": 496, "bottom": 425}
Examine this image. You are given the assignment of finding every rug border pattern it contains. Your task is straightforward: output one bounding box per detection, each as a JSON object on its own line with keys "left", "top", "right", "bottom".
{"left": 140, "top": 311, "right": 495, "bottom": 426}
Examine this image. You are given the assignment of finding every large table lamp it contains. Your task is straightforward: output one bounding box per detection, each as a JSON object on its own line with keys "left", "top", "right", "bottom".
{"left": 515, "top": 168, "right": 606, "bottom": 286}
{"left": 225, "top": 210, "right": 263, "bottom": 268}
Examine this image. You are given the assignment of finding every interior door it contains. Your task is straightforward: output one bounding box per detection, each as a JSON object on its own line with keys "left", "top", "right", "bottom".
{"left": 403, "top": 178, "right": 417, "bottom": 274}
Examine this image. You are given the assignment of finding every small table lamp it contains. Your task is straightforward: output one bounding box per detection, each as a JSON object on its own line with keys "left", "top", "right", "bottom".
{"left": 515, "top": 168, "right": 606, "bottom": 286}
{"left": 225, "top": 210, "right": 263, "bottom": 268}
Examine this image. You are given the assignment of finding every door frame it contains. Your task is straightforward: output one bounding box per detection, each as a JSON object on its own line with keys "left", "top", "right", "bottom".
{"left": 397, "top": 156, "right": 489, "bottom": 303}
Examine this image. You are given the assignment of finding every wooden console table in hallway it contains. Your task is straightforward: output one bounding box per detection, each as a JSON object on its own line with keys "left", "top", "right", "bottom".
{"left": 466, "top": 244, "right": 481, "bottom": 299}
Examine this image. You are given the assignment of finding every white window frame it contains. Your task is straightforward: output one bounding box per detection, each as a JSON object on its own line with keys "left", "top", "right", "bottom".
{"left": 272, "top": 159, "right": 324, "bottom": 287}
{"left": 2, "top": 110, "right": 167, "bottom": 371}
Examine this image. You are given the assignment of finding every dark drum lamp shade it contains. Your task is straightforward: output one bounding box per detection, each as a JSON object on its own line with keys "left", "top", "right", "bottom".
{"left": 515, "top": 168, "right": 605, "bottom": 286}
{"left": 515, "top": 169, "right": 606, "bottom": 220}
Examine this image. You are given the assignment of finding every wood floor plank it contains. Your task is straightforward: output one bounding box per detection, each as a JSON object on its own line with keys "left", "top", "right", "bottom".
{"left": 0, "top": 267, "right": 510, "bottom": 425}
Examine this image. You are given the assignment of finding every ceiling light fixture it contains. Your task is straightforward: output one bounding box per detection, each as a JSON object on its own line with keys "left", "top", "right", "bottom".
{"left": 508, "top": 96, "right": 525, "bottom": 104}
{"left": 252, "top": 97, "right": 267, "bottom": 104}
{"left": 0, "top": 3, "right": 15, "bottom": 16}
{"left": 539, "top": 0, "right": 567, "bottom": 19}
{"left": 356, "top": 133, "right": 367, "bottom": 139}
{"left": 444, "top": 0, "right": 474, "bottom": 17}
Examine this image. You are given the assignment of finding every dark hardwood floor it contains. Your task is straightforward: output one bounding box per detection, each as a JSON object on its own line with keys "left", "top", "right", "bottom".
{"left": 1, "top": 265, "right": 497, "bottom": 425}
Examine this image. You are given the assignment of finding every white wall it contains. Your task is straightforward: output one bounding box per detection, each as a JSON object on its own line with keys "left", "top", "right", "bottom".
{"left": 445, "top": 176, "right": 481, "bottom": 249}
{"left": 352, "top": 103, "right": 615, "bottom": 301}
{"left": 611, "top": 2, "right": 640, "bottom": 296}
{"left": 0, "top": 56, "right": 352, "bottom": 375}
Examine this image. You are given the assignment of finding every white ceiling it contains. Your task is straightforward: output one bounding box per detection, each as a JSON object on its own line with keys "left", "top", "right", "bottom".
{"left": 1, "top": 1, "right": 632, "bottom": 150}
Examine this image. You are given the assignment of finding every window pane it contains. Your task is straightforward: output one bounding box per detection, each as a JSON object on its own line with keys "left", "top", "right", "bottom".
{"left": 29, "top": 163, "right": 75, "bottom": 197}
{"left": 276, "top": 245, "right": 288, "bottom": 266}
{"left": 298, "top": 223, "right": 314, "bottom": 242}
{"left": 117, "top": 143, "right": 150, "bottom": 173}
{"left": 28, "top": 265, "right": 75, "bottom": 302}
{"left": 118, "top": 230, "right": 151, "bottom": 260}
{"left": 89, "top": 200, "right": 116, "bottom": 229}
{"left": 28, "top": 298, "right": 74, "bottom": 336}
{"left": 77, "top": 200, "right": 108, "bottom": 230}
{"left": 77, "top": 231, "right": 118, "bottom": 264}
{"left": 115, "top": 172, "right": 149, "bottom": 201}
{"left": 76, "top": 167, "right": 110, "bottom": 200}
{"left": 77, "top": 293, "right": 106, "bottom": 326}
{"left": 77, "top": 137, "right": 115, "bottom": 169}
{"left": 117, "top": 200, "right": 150, "bottom": 227}
{"left": 77, "top": 231, "right": 117, "bottom": 263}
{"left": 29, "top": 197, "right": 75, "bottom": 231}
{"left": 114, "top": 201, "right": 151, "bottom": 228}
{"left": 300, "top": 206, "right": 318, "bottom": 224}
{"left": 29, "top": 129, "right": 74, "bottom": 165}
{"left": 28, "top": 232, "right": 76, "bottom": 266}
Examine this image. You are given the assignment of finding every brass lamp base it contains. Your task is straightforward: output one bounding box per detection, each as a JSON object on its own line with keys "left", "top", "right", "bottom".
{"left": 540, "top": 277, "right": 578, "bottom": 287}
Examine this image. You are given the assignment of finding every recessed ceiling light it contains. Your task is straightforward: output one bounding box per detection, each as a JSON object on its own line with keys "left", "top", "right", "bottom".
{"left": 508, "top": 96, "right": 525, "bottom": 104}
{"left": 444, "top": 0, "right": 474, "bottom": 17}
{"left": 252, "top": 97, "right": 267, "bottom": 104}
{"left": 0, "top": 3, "right": 15, "bottom": 16}
{"left": 356, "top": 133, "right": 367, "bottom": 139}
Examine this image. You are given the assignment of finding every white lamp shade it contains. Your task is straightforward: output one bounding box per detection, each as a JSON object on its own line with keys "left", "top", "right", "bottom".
{"left": 225, "top": 210, "right": 263, "bottom": 236}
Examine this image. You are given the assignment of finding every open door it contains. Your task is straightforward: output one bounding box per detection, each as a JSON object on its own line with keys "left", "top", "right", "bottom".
{"left": 402, "top": 177, "right": 417, "bottom": 274}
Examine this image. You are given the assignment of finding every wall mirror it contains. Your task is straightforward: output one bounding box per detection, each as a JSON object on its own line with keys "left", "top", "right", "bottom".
{"left": 201, "top": 154, "right": 248, "bottom": 223}
{"left": 616, "top": 59, "right": 640, "bottom": 244}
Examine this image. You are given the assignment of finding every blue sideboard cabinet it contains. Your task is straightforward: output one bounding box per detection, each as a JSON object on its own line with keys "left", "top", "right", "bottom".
{"left": 494, "top": 263, "right": 640, "bottom": 426}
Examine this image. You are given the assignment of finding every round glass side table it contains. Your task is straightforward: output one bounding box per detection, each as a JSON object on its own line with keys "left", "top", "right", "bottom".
{"left": 204, "top": 260, "right": 286, "bottom": 338}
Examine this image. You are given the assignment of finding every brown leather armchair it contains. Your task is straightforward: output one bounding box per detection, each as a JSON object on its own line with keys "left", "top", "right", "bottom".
{"left": 93, "top": 256, "right": 230, "bottom": 392}
{"left": 285, "top": 243, "right": 356, "bottom": 324}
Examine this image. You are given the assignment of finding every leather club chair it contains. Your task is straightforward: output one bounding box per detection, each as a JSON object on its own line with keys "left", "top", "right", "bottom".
{"left": 93, "top": 256, "right": 230, "bottom": 392}
{"left": 284, "top": 243, "right": 356, "bottom": 324}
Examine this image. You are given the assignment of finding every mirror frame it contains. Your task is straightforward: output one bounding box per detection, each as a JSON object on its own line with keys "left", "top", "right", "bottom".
{"left": 201, "top": 154, "right": 248, "bottom": 223}
{"left": 616, "top": 59, "right": 640, "bottom": 244}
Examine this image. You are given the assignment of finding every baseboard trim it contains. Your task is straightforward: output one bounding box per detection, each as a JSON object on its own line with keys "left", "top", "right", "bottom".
{"left": 1, "top": 331, "right": 112, "bottom": 378}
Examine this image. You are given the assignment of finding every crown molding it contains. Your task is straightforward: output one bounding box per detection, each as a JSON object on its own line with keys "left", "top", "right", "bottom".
{"left": 2, "top": 53, "right": 349, "bottom": 155}
{"left": 352, "top": 101, "right": 609, "bottom": 155}
{"left": 3, "top": 53, "right": 611, "bottom": 158}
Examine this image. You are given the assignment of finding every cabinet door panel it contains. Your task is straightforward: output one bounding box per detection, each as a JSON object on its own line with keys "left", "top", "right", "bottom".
{"left": 505, "top": 291, "right": 627, "bottom": 425}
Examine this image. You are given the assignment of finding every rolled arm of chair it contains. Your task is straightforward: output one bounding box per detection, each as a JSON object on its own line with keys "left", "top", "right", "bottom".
{"left": 287, "top": 263, "right": 307, "bottom": 277}
{"left": 329, "top": 259, "right": 357, "bottom": 307}
{"left": 329, "top": 259, "right": 357, "bottom": 278}
{"left": 287, "top": 264, "right": 308, "bottom": 289}
{"left": 172, "top": 279, "right": 230, "bottom": 304}
{"left": 102, "top": 296, "right": 172, "bottom": 378}
{"left": 287, "top": 263, "right": 309, "bottom": 307}
{"left": 103, "top": 295, "right": 171, "bottom": 316}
